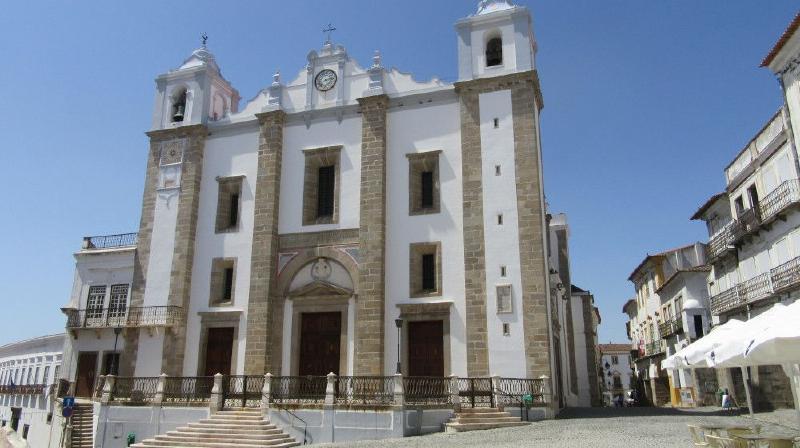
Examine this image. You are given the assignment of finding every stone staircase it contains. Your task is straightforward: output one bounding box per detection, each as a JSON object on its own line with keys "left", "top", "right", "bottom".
{"left": 70, "top": 403, "right": 95, "bottom": 448}
{"left": 131, "top": 409, "right": 299, "bottom": 448}
{"left": 444, "top": 407, "right": 530, "bottom": 433}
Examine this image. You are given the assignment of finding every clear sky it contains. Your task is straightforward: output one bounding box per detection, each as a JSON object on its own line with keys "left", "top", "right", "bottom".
{"left": 0, "top": 1, "right": 797, "bottom": 347}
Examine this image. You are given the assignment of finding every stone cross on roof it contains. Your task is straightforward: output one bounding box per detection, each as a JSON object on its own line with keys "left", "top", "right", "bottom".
{"left": 201, "top": 32, "right": 208, "bottom": 48}
{"left": 323, "top": 23, "right": 336, "bottom": 44}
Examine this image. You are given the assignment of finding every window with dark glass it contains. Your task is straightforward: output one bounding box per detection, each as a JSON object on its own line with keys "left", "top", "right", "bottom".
{"left": 422, "top": 254, "right": 435, "bottom": 291}
{"left": 223, "top": 267, "right": 234, "bottom": 301}
{"left": 216, "top": 177, "right": 243, "bottom": 233}
{"left": 229, "top": 193, "right": 239, "bottom": 228}
{"left": 317, "top": 165, "right": 335, "bottom": 218}
{"left": 421, "top": 171, "right": 434, "bottom": 209}
{"left": 486, "top": 37, "right": 503, "bottom": 67}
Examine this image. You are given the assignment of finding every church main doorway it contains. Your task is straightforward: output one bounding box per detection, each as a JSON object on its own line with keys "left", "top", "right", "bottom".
{"left": 408, "top": 320, "right": 444, "bottom": 377}
{"left": 298, "top": 312, "right": 341, "bottom": 376}
{"left": 203, "top": 327, "right": 234, "bottom": 376}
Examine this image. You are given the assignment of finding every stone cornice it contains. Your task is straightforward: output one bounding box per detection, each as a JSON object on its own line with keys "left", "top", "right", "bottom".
{"left": 454, "top": 70, "right": 544, "bottom": 111}
{"left": 145, "top": 124, "right": 208, "bottom": 141}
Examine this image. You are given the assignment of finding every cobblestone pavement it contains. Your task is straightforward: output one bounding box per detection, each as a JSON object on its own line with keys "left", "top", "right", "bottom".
{"left": 316, "top": 407, "right": 800, "bottom": 448}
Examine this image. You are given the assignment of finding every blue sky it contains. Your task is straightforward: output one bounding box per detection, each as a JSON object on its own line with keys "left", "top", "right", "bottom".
{"left": 0, "top": 1, "right": 796, "bottom": 347}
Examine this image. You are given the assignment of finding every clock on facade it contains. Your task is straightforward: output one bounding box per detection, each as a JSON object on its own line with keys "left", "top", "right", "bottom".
{"left": 314, "top": 69, "right": 337, "bottom": 91}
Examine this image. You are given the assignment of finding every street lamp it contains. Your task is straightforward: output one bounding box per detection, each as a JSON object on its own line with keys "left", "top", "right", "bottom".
{"left": 395, "top": 319, "right": 403, "bottom": 374}
{"left": 112, "top": 328, "right": 123, "bottom": 375}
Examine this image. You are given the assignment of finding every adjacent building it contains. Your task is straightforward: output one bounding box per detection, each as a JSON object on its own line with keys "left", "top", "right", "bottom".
{"left": 0, "top": 334, "right": 64, "bottom": 448}
{"left": 598, "top": 344, "right": 633, "bottom": 406}
{"left": 623, "top": 243, "right": 711, "bottom": 407}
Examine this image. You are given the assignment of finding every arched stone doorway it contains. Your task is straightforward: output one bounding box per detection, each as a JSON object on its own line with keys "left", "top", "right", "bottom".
{"left": 276, "top": 251, "right": 358, "bottom": 376}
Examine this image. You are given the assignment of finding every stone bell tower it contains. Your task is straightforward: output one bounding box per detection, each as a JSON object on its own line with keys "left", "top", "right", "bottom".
{"left": 454, "top": 0, "right": 552, "bottom": 384}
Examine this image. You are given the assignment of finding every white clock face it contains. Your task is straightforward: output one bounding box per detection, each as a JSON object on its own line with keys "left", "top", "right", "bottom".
{"left": 315, "top": 69, "right": 337, "bottom": 92}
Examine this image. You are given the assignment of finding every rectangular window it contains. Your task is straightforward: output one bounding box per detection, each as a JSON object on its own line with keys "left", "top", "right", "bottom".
{"left": 612, "top": 355, "right": 619, "bottom": 365}
{"left": 107, "top": 284, "right": 129, "bottom": 322}
{"left": 53, "top": 366, "right": 60, "bottom": 383}
{"left": 303, "top": 146, "right": 341, "bottom": 225}
{"left": 495, "top": 165, "right": 501, "bottom": 176}
{"left": 86, "top": 286, "right": 106, "bottom": 319}
{"left": 42, "top": 367, "right": 50, "bottom": 385}
{"left": 102, "top": 353, "right": 120, "bottom": 376}
{"left": 497, "top": 214, "right": 503, "bottom": 225}
{"left": 22, "top": 424, "right": 29, "bottom": 439}
{"left": 215, "top": 176, "right": 243, "bottom": 233}
{"left": 407, "top": 150, "right": 441, "bottom": 215}
{"left": 410, "top": 242, "right": 442, "bottom": 297}
{"left": 210, "top": 258, "right": 236, "bottom": 306}
{"left": 496, "top": 284, "right": 512, "bottom": 313}
{"left": 317, "top": 165, "right": 335, "bottom": 218}
{"left": 502, "top": 323, "right": 510, "bottom": 336}
{"left": 421, "top": 171, "right": 434, "bottom": 208}
{"left": 500, "top": 266, "right": 507, "bottom": 277}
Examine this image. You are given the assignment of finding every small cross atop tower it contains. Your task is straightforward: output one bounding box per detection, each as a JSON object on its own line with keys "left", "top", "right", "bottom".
{"left": 323, "top": 23, "right": 336, "bottom": 44}
{"left": 201, "top": 32, "right": 208, "bottom": 48}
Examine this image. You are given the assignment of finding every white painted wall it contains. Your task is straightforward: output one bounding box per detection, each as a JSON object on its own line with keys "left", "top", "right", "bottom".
{"left": 384, "top": 97, "right": 466, "bottom": 376}
{"left": 478, "top": 89, "right": 526, "bottom": 378}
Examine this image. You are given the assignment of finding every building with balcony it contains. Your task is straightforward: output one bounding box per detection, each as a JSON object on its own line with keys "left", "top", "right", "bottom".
{"left": 623, "top": 243, "right": 710, "bottom": 407}
{"left": 598, "top": 344, "right": 633, "bottom": 406}
{"left": 692, "top": 108, "right": 799, "bottom": 411}
{"left": 0, "top": 334, "right": 63, "bottom": 448}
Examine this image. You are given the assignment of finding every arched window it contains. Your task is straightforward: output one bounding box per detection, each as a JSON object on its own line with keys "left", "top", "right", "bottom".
{"left": 171, "top": 89, "right": 187, "bottom": 122}
{"left": 486, "top": 37, "right": 503, "bottom": 67}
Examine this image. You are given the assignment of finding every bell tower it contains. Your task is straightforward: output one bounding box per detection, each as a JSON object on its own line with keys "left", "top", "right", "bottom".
{"left": 455, "top": 0, "right": 537, "bottom": 81}
{"left": 151, "top": 37, "right": 240, "bottom": 130}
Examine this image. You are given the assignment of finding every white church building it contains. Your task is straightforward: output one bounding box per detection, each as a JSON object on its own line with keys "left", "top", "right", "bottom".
{"left": 48, "top": 1, "right": 596, "bottom": 445}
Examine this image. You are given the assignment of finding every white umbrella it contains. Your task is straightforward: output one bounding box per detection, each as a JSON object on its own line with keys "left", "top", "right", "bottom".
{"left": 660, "top": 319, "right": 745, "bottom": 371}
{"left": 742, "top": 300, "right": 800, "bottom": 365}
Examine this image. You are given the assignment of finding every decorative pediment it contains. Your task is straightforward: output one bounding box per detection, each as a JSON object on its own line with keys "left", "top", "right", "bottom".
{"left": 288, "top": 280, "right": 352, "bottom": 298}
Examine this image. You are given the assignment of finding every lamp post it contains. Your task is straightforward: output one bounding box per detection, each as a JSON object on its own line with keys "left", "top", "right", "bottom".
{"left": 112, "top": 328, "right": 122, "bottom": 375}
{"left": 395, "top": 319, "right": 403, "bottom": 374}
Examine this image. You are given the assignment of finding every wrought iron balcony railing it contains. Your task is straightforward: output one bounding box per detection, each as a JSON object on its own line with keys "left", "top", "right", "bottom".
{"left": 710, "top": 285, "right": 745, "bottom": 315}
{"left": 770, "top": 255, "right": 800, "bottom": 293}
{"left": 64, "top": 306, "right": 183, "bottom": 329}
{"left": 0, "top": 384, "right": 46, "bottom": 395}
{"left": 658, "top": 317, "right": 683, "bottom": 339}
{"left": 730, "top": 208, "right": 761, "bottom": 244}
{"left": 759, "top": 179, "right": 800, "bottom": 224}
{"left": 82, "top": 233, "right": 138, "bottom": 250}
{"left": 707, "top": 222, "right": 736, "bottom": 262}
{"left": 739, "top": 272, "right": 773, "bottom": 305}
{"left": 645, "top": 340, "right": 664, "bottom": 357}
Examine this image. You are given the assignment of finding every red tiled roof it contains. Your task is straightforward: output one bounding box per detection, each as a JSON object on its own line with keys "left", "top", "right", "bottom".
{"left": 761, "top": 12, "right": 800, "bottom": 67}
{"left": 599, "top": 344, "right": 631, "bottom": 353}
{"left": 690, "top": 192, "right": 726, "bottom": 221}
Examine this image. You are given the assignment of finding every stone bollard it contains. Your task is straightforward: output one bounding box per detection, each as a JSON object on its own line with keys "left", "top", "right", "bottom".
{"left": 261, "top": 373, "right": 272, "bottom": 417}
{"left": 325, "top": 372, "right": 336, "bottom": 407}
{"left": 491, "top": 375, "right": 502, "bottom": 410}
{"left": 209, "top": 373, "right": 224, "bottom": 414}
{"left": 449, "top": 374, "right": 460, "bottom": 412}
{"left": 101, "top": 375, "right": 116, "bottom": 404}
{"left": 154, "top": 373, "right": 167, "bottom": 406}
{"left": 393, "top": 373, "right": 404, "bottom": 407}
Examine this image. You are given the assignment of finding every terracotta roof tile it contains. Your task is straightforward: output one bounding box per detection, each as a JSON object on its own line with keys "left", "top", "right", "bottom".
{"left": 761, "top": 12, "right": 800, "bottom": 67}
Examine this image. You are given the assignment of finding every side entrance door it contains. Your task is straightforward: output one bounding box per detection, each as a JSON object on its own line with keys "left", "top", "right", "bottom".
{"left": 298, "top": 312, "right": 342, "bottom": 376}
{"left": 204, "top": 327, "right": 234, "bottom": 376}
{"left": 75, "top": 352, "right": 98, "bottom": 398}
{"left": 408, "top": 320, "right": 444, "bottom": 377}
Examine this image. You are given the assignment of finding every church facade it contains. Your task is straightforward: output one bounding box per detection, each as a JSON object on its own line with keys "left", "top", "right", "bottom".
{"left": 62, "top": 0, "right": 577, "bottom": 404}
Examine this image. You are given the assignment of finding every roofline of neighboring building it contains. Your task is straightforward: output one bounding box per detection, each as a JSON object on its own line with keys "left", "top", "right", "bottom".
{"left": 690, "top": 192, "right": 726, "bottom": 220}
{"left": 761, "top": 12, "right": 800, "bottom": 67}
{"left": 0, "top": 333, "right": 64, "bottom": 352}
{"left": 723, "top": 109, "right": 783, "bottom": 173}
{"left": 655, "top": 266, "right": 712, "bottom": 294}
{"left": 627, "top": 242, "right": 698, "bottom": 281}
{"left": 622, "top": 298, "right": 636, "bottom": 314}
{"left": 598, "top": 344, "right": 633, "bottom": 353}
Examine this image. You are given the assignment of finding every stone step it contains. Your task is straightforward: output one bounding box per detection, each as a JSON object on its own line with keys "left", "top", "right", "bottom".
{"left": 449, "top": 416, "right": 522, "bottom": 424}
{"left": 177, "top": 426, "right": 279, "bottom": 435}
{"left": 453, "top": 412, "right": 512, "bottom": 419}
{"left": 220, "top": 409, "right": 264, "bottom": 415}
{"left": 188, "top": 421, "right": 274, "bottom": 429}
{"left": 138, "top": 439, "right": 298, "bottom": 448}
{"left": 156, "top": 435, "right": 294, "bottom": 444}
{"left": 205, "top": 416, "right": 267, "bottom": 423}
{"left": 457, "top": 407, "right": 504, "bottom": 413}
{"left": 165, "top": 429, "right": 285, "bottom": 440}
{"left": 444, "top": 421, "right": 529, "bottom": 433}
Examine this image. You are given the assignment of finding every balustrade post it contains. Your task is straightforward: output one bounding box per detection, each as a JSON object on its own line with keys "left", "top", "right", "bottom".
{"left": 101, "top": 375, "right": 115, "bottom": 404}
{"left": 261, "top": 373, "right": 272, "bottom": 417}
{"left": 153, "top": 373, "right": 166, "bottom": 406}
{"left": 324, "top": 372, "right": 336, "bottom": 407}
{"left": 491, "top": 375, "right": 502, "bottom": 409}
{"left": 209, "top": 373, "right": 224, "bottom": 414}
{"left": 393, "top": 373, "right": 404, "bottom": 407}
{"left": 449, "top": 374, "right": 460, "bottom": 411}
{"left": 539, "top": 375, "right": 551, "bottom": 405}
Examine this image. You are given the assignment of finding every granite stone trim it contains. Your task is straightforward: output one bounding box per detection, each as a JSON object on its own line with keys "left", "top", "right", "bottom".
{"left": 215, "top": 176, "right": 243, "bottom": 233}
{"left": 354, "top": 94, "right": 389, "bottom": 376}
{"left": 159, "top": 125, "right": 208, "bottom": 375}
{"left": 302, "top": 146, "right": 342, "bottom": 226}
{"left": 244, "top": 110, "right": 285, "bottom": 374}
{"left": 278, "top": 229, "right": 359, "bottom": 250}
{"left": 408, "top": 241, "right": 443, "bottom": 298}
{"left": 407, "top": 150, "right": 442, "bottom": 216}
{"left": 209, "top": 257, "right": 237, "bottom": 307}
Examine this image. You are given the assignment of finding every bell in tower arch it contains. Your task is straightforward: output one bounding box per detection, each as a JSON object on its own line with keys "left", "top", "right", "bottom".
{"left": 171, "top": 89, "right": 187, "bottom": 122}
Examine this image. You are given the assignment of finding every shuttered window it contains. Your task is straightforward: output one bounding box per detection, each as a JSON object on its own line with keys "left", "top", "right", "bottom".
{"left": 317, "top": 165, "right": 335, "bottom": 218}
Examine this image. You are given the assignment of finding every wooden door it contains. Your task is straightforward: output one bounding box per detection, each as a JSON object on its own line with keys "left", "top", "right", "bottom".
{"left": 75, "top": 352, "right": 98, "bottom": 397}
{"left": 204, "top": 327, "right": 234, "bottom": 376}
{"left": 408, "top": 320, "right": 444, "bottom": 377}
{"left": 298, "top": 312, "right": 341, "bottom": 376}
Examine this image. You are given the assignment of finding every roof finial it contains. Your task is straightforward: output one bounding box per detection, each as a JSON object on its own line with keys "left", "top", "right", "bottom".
{"left": 323, "top": 23, "right": 336, "bottom": 45}
{"left": 201, "top": 32, "right": 208, "bottom": 48}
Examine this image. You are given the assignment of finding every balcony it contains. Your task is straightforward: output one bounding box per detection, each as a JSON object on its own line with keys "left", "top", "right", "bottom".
{"left": 739, "top": 272, "right": 772, "bottom": 304}
{"left": 658, "top": 317, "right": 683, "bottom": 339}
{"left": 759, "top": 179, "right": 800, "bottom": 225}
{"left": 64, "top": 306, "right": 183, "bottom": 330}
{"left": 0, "top": 384, "right": 46, "bottom": 395}
{"left": 82, "top": 233, "right": 138, "bottom": 250}
{"left": 771, "top": 255, "right": 800, "bottom": 293}
{"left": 645, "top": 340, "right": 665, "bottom": 357}
{"left": 707, "top": 223, "right": 736, "bottom": 262}
{"left": 730, "top": 208, "right": 761, "bottom": 244}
